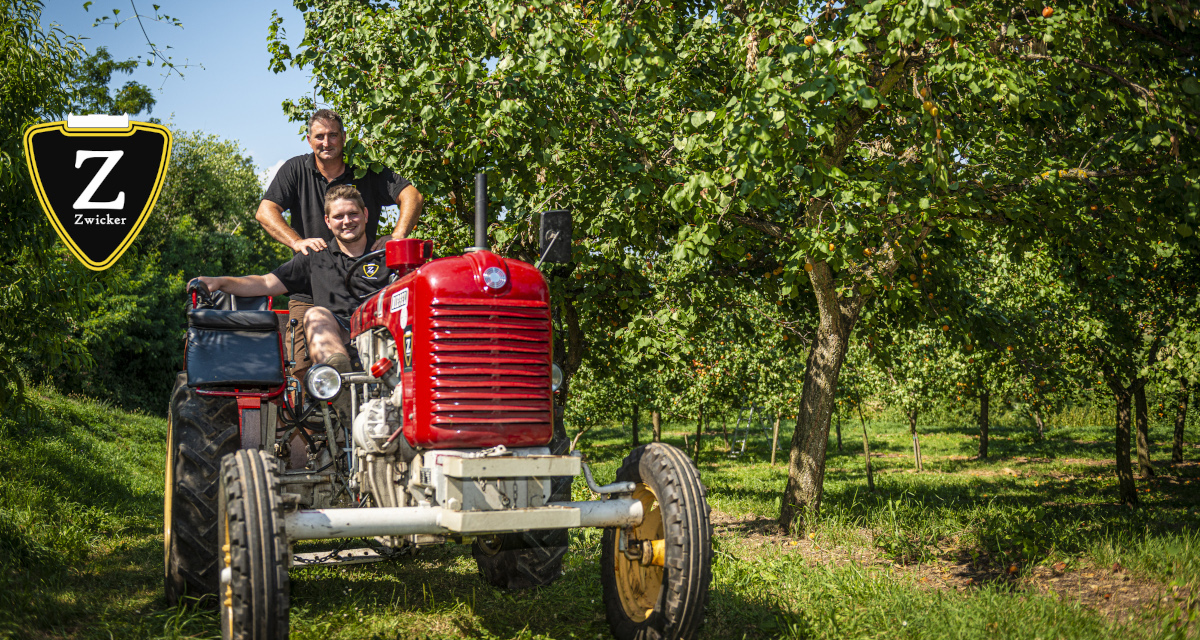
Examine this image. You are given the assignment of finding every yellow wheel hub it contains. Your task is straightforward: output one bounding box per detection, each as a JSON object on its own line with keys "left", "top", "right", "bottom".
{"left": 612, "top": 483, "right": 664, "bottom": 623}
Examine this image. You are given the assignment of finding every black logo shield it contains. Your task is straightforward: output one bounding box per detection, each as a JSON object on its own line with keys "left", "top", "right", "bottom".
{"left": 24, "top": 120, "right": 172, "bottom": 270}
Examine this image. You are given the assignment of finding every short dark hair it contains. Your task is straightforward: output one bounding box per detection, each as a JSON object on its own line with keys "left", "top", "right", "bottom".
{"left": 325, "top": 184, "right": 365, "bottom": 217}
{"left": 307, "top": 109, "right": 344, "bottom": 135}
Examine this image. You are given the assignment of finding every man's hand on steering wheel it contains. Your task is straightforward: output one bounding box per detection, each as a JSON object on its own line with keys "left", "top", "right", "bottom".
{"left": 187, "top": 277, "right": 218, "bottom": 307}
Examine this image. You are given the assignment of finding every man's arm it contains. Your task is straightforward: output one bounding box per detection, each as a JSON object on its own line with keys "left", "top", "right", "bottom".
{"left": 256, "top": 200, "right": 327, "bottom": 255}
{"left": 372, "top": 184, "right": 424, "bottom": 251}
{"left": 193, "top": 274, "right": 289, "bottom": 298}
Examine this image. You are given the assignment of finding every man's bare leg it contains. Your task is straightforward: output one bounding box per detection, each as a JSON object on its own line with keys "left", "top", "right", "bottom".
{"left": 304, "top": 306, "right": 353, "bottom": 429}
{"left": 304, "top": 306, "right": 351, "bottom": 369}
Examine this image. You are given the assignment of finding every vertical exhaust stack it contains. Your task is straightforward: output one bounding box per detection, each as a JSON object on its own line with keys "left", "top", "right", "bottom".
{"left": 473, "top": 172, "right": 488, "bottom": 251}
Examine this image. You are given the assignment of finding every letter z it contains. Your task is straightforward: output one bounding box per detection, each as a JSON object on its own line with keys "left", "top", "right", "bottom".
{"left": 73, "top": 150, "right": 125, "bottom": 210}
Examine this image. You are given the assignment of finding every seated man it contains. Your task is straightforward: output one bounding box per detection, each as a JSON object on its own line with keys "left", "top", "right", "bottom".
{"left": 192, "top": 184, "right": 389, "bottom": 401}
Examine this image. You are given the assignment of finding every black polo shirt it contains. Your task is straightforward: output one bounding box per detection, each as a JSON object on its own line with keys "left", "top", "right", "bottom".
{"left": 262, "top": 153, "right": 412, "bottom": 246}
{"left": 270, "top": 244, "right": 389, "bottom": 323}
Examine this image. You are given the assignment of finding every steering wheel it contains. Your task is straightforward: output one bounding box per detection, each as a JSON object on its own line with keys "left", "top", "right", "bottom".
{"left": 345, "top": 249, "right": 388, "bottom": 302}
{"left": 187, "top": 278, "right": 214, "bottom": 308}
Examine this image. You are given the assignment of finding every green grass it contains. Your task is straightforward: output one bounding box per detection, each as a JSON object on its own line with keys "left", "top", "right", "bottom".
{"left": 1, "top": 389, "right": 1198, "bottom": 639}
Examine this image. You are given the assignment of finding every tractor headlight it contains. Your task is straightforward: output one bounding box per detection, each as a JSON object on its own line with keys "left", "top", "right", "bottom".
{"left": 305, "top": 364, "right": 343, "bottom": 401}
{"left": 551, "top": 363, "right": 563, "bottom": 391}
{"left": 482, "top": 266, "right": 507, "bottom": 289}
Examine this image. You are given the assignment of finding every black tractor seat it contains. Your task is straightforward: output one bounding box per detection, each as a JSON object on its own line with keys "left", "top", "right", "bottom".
{"left": 185, "top": 296, "right": 284, "bottom": 389}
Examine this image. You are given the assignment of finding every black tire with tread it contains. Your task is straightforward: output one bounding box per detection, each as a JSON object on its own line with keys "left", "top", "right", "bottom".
{"left": 601, "top": 443, "right": 713, "bottom": 640}
{"left": 165, "top": 372, "right": 240, "bottom": 605}
{"left": 472, "top": 432, "right": 572, "bottom": 589}
{"left": 219, "top": 449, "right": 289, "bottom": 640}
{"left": 472, "top": 526, "right": 569, "bottom": 589}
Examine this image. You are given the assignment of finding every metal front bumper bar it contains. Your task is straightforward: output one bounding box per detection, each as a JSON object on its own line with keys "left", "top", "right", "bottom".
{"left": 284, "top": 499, "right": 644, "bottom": 541}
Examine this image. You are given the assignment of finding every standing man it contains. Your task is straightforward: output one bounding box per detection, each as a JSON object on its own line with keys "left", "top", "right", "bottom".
{"left": 257, "top": 109, "right": 423, "bottom": 372}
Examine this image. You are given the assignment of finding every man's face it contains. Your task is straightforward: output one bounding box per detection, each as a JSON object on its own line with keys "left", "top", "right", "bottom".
{"left": 325, "top": 199, "right": 367, "bottom": 244}
{"left": 307, "top": 119, "right": 344, "bottom": 163}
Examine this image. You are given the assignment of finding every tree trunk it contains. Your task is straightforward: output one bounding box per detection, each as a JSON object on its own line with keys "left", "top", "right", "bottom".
{"left": 1174, "top": 377, "right": 1190, "bottom": 464}
{"left": 770, "top": 416, "right": 781, "bottom": 465}
{"left": 720, "top": 413, "right": 730, "bottom": 449}
{"left": 1113, "top": 388, "right": 1139, "bottom": 507}
{"left": 1032, "top": 406, "right": 1045, "bottom": 440}
{"left": 776, "top": 54, "right": 917, "bottom": 533}
{"left": 909, "top": 407, "right": 922, "bottom": 471}
{"left": 978, "top": 389, "right": 990, "bottom": 459}
{"left": 651, "top": 410, "right": 661, "bottom": 442}
{"left": 1135, "top": 385, "right": 1155, "bottom": 478}
{"left": 778, "top": 298, "right": 859, "bottom": 532}
{"left": 631, "top": 404, "right": 640, "bottom": 449}
{"left": 552, "top": 294, "right": 586, "bottom": 455}
{"left": 835, "top": 409, "right": 843, "bottom": 452}
{"left": 694, "top": 405, "right": 704, "bottom": 461}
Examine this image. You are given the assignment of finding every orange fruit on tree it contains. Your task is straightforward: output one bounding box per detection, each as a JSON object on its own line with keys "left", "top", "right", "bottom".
{"left": 1042, "top": 6, "right": 1054, "bottom": 17}
{"left": 804, "top": 263, "right": 814, "bottom": 272}
{"left": 804, "top": 35, "right": 816, "bottom": 46}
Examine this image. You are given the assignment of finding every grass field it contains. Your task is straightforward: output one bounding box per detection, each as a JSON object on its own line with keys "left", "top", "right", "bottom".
{"left": 1, "top": 387, "right": 1197, "bottom": 639}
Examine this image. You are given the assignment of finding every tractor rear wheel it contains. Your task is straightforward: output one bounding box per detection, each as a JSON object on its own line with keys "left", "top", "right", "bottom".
{"left": 218, "top": 449, "right": 290, "bottom": 640}
{"left": 165, "top": 373, "right": 240, "bottom": 606}
{"left": 600, "top": 443, "right": 712, "bottom": 640}
{"left": 472, "top": 527, "right": 569, "bottom": 589}
{"left": 472, "top": 431, "right": 572, "bottom": 589}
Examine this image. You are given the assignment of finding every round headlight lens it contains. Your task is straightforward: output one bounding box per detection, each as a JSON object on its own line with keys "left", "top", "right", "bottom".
{"left": 306, "top": 364, "right": 343, "bottom": 401}
{"left": 551, "top": 363, "right": 563, "bottom": 391}
{"left": 482, "top": 266, "right": 507, "bottom": 289}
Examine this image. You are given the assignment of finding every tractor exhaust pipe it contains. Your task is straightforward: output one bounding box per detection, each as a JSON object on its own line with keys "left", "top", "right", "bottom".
{"left": 474, "top": 172, "right": 487, "bottom": 251}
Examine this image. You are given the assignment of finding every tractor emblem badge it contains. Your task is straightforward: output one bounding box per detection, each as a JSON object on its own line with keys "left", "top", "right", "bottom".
{"left": 23, "top": 115, "right": 172, "bottom": 270}
{"left": 403, "top": 330, "right": 413, "bottom": 370}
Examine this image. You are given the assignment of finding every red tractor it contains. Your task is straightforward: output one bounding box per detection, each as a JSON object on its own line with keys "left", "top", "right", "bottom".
{"left": 164, "top": 175, "right": 713, "bottom": 640}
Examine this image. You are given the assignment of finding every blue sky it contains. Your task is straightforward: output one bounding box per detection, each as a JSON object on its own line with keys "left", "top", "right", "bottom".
{"left": 43, "top": 1, "right": 316, "bottom": 185}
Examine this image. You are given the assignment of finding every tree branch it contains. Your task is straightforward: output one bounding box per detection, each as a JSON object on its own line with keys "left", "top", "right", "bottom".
{"left": 981, "top": 166, "right": 1160, "bottom": 197}
{"left": 1108, "top": 15, "right": 1197, "bottom": 58}
{"left": 1020, "top": 54, "right": 1154, "bottom": 101}
{"left": 730, "top": 214, "right": 783, "bottom": 238}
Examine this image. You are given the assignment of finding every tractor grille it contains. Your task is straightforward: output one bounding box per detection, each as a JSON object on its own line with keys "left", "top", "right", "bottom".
{"left": 427, "top": 298, "right": 552, "bottom": 432}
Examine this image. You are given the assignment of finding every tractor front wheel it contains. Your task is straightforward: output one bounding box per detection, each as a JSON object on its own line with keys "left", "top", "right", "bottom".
{"left": 600, "top": 443, "right": 712, "bottom": 640}
{"left": 218, "top": 450, "right": 290, "bottom": 640}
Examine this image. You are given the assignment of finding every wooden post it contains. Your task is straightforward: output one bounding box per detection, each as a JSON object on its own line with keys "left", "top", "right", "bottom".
{"left": 770, "top": 416, "right": 781, "bottom": 465}
{"left": 835, "top": 408, "right": 843, "bottom": 452}
{"left": 856, "top": 402, "right": 874, "bottom": 492}
{"left": 979, "top": 388, "right": 990, "bottom": 459}
{"left": 721, "top": 412, "right": 731, "bottom": 449}
{"left": 652, "top": 410, "right": 662, "bottom": 442}
{"left": 694, "top": 405, "right": 704, "bottom": 461}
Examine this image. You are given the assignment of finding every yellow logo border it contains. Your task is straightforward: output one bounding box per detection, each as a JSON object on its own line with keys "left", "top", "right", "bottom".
{"left": 22, "top": 121, "right": 173, "bottom": 271}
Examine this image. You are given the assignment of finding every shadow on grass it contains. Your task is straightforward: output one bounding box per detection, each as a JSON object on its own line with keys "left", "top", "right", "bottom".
{"left": 280, "top": 537, "right": 788, "bottom": 640}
